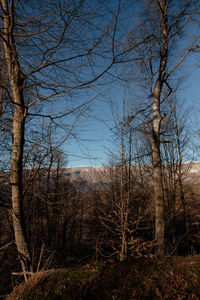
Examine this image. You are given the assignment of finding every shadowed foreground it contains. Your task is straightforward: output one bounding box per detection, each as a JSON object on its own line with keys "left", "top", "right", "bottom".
{"left": 6, "top": 255, "right": 200, "bottom": 299}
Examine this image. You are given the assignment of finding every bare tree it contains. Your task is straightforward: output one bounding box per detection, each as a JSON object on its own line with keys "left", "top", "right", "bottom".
{"left": 0, "top": 0, "right": 126, "bottom": 277}
{"left": 125, "top": 0, "right": 200, "bottom": 257}
{"left": 159, "top": 98, "right": 191, "bottom": 252}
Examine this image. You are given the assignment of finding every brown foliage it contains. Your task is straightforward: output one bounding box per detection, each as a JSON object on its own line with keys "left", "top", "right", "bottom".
{"left": 6, "top": 256, "right": 200, "bottom": 299}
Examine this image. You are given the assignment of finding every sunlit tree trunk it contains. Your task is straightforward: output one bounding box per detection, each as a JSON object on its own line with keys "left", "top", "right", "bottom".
{"left": 1, "top": 0, "right": 32, "bottom": 278}
{"left": 152, "top": 81, "right": 165, "bottom": 257}
{"left": 152, "top": 0, "right": 169, "bottom": 257}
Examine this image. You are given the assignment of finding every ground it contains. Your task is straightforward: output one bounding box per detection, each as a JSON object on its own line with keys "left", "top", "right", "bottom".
{"left": 6, "top": 255, "right": 200, "bottom": 299}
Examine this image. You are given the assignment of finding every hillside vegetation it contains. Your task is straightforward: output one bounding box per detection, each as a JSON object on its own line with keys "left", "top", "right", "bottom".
{"left": 7, "top": 255, "right": 200, "bottom": 300}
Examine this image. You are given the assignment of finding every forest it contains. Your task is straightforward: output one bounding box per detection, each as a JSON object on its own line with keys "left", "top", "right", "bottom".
{"left": 0, "top": 0, "right": 200, "bottom": 298}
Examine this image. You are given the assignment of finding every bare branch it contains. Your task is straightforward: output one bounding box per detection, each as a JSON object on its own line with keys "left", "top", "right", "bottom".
{"left": 166, "top": 33, "right": 200, "bottom": 78}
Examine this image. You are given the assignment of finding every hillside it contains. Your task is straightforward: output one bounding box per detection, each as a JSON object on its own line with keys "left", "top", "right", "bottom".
{"left": 7, "top": 256, "right": 200, "bottom": 299}
{"left": 1, "top": 161, "right": 200, "bottom": 298}
{"left": 64, "top": 161, "right": 200, "bottom": 183}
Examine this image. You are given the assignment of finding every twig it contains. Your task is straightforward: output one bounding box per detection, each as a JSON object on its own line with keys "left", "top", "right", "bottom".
{"left": 0, "top": 240, "right": 14, "bottom": 250}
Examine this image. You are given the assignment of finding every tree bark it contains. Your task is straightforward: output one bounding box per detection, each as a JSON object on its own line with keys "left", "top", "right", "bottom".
{"left": 1, "top": 0, "right": 32, "bottom": 278}
{"left": 152, "top": 81, "right": 165, "bottom": 257}
{"left": 152, "top": 0, "right": 169, "bottom": 257}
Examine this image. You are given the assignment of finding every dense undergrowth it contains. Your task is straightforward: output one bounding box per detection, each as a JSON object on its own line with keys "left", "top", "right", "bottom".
{"left": 6, "top": 255, "right": 200, "bottom": 299}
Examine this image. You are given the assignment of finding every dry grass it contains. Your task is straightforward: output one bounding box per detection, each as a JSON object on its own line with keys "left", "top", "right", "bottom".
{"left": 6, "top": 269, "right": 59, "bottom": 300}
{"left": 6, "top": 256, "right": 200, "bottom": 299}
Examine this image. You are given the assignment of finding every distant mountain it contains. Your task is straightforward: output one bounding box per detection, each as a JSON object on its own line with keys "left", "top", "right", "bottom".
{"left": 64, "top": 166, "right": 106, "bottom": 184}
{"left": 185, "top": 161, "right": 200, "bottom": 173}
{"left": 64, "top": 162, "right": 200, "bottom": 186}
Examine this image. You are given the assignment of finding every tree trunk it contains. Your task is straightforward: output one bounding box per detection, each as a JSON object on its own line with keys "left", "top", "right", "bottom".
{"left": 174, "top": 106, "right": 188, "bottom": 233}
{"left": 120, "top": 120, "right": 127, "bottom": 261}
{"left": 1, "top": 0, "right": 32, "bottom": 278}
{"left": 151, "top": 0, "right": 169, "bottom": 258}
{"left": 152, "top": 81, "right": 165, "bottom": 257}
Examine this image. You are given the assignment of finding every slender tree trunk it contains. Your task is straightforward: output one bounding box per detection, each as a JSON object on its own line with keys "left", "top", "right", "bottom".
{"left": 174, "top": 107, "right": 188, "bottom": 232}
{"left": 46, "top": 153, "right": 53, "bottom": 246}
{"left": 1, "top": 0, "right": 32, "bottom": 278}
{"left": 150, "top": 0, "right": 169, "bottom": 258}
{"left": 120, "top": 119, "right": 127, "bottom": 261}
{"left": 152, "top": 81, "right": 165, "bottom": 257}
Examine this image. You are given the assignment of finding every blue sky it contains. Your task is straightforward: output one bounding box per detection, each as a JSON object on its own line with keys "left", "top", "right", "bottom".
{"left": 64, "top": 46, "right": 200, "bottom": 167}
{"left": 55, "top": 1, "right": 200, "bottom": 168}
